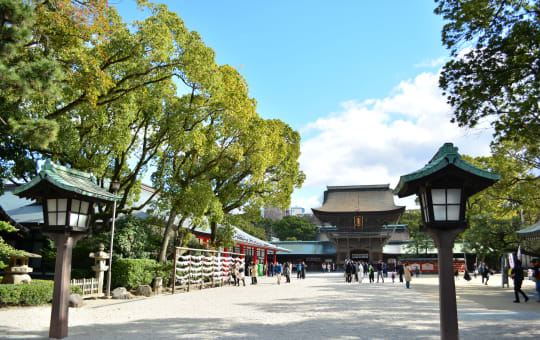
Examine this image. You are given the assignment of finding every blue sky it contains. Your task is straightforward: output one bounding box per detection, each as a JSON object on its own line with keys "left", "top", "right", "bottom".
{"left": 113, "top": 1, "right": 495, "bottom": 211}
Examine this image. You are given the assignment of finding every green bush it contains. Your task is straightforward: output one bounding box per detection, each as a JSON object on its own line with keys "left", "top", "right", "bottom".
{"left": 155, "top": 261, "right": 173, "bottom": 287}
{"left": 111, "top": 258, "right": 158, "bottom": 289}
{"left": 0, "top": 280, "right": 82, "bottom": 306}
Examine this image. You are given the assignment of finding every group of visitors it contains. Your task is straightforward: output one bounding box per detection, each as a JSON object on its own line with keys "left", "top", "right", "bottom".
{"left": 321, "top": 262, "right": 336, "bottom": 272}
{"left": 342, "top": 260, "right": 413, "bottom": 288}
{"left": 230, "top": 261, "right": 246, "bottom": 287}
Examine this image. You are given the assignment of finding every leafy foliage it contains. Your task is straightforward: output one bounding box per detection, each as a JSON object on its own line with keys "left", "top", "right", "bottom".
{"left": 2, "top": 0, "right": 303, "bottom": 265}
{"left": 110, "top": 258, "right": 159, "bottom": 289}
{"left": 0, "top": 221, "right": 24, "bottom": 269}
{"left": 401, "top": 210, "right": 434, "bottom": 255}
{"left": 272, "top": 216, "right": 317, "bottom": 241}
{"left": 463, "top": 142, "right": 539, "bottom": 225}
{"left": 463, "top": 214, "right": 521, "bottom": 258}
{"left": 435, "top": 0, "right": 540, "bottom": 145}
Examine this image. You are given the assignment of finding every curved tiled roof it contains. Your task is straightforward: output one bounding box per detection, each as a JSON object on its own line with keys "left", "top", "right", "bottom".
{"left": 312, "top": 184, "right": 404, "bottom": 213}
{"left": 190, "top": 223, "right": 290, "bottom": 253}
{"left": 517, "top": 221, "right": 540, "bottom": 240}
{"left": 12, "top": 162, "right": 120, "bottom": 203}
{"left": 394, "top": 143, "right": 500, "bottom": 197}
{"left": 232, "top": 226, "right": 290, "bottom": 252}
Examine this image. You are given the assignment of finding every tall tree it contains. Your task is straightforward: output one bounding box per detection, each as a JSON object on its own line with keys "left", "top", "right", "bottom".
{"left": 401, "top": 209, "right": 434, "bottom": 256}
{"left": 207, "top": 117, "right": 305, "bottom": 243}
{"left": 273, "top": 216, "right": 317, "bottom": 241}
{"left": 1, "top": 1, "right": 219, "bottom": 216}
{"left": 435, "top": 0, "right": 539, "bottom": 158}
{"left": 463, "top": 142, "right": 539, "bottom": 225}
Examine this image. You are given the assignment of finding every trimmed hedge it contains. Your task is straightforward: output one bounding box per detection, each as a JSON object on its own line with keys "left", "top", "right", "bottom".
{"left": 110, "top": 259, "right": 173, "bottom": 289}
{"left": 0, "top": 280, "right": 82, "bottom": 306}
{"left": 111, "top": 258, "right": 157, "bottom": 289}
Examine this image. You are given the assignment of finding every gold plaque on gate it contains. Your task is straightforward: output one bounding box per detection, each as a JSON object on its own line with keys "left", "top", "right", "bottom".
{"left": 354, "top": 216, "right": 363, "bottom": 228}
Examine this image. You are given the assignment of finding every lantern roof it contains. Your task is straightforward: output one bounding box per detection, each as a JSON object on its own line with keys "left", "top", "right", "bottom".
{"left": 12, "top": 162, "right": 120, "bottom": 203}
{"left": 394, "top": 143, "right": 500, "bottom": 198}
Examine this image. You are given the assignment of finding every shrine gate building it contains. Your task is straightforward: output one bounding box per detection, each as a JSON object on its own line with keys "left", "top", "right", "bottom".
{"left": 311, "top": 185, "right": 405, "bottom": 265}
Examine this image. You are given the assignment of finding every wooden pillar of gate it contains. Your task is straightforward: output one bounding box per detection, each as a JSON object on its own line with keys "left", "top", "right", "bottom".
{"left": 172, "top": 247, "right": 178, "bottom": 294}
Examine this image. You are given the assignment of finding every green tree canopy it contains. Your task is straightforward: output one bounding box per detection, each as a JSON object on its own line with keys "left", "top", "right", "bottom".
{"left": 401, "top": 209, "right": 434, "bottom": 256}
{"left": 435, "top": 0, "right": 539, "bottom": 145}
{"left": 273, "top": 216, "right": 317, "bottom": 241}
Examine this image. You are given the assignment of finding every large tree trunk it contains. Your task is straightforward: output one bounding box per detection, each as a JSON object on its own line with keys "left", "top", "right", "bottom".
{"left": 210, "top": 221, "right": 218, "bottom": 246}
{"left": 158, "top": 209, "right": 177, "bottom": 263}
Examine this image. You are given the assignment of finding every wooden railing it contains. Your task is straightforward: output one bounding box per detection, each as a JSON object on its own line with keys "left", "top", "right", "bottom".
{"left": 70, "top": 278, "right": 101, "bottom": 298}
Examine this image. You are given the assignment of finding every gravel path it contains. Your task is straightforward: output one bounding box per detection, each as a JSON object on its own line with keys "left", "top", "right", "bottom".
{"left": 1, "top": 272, "right": 539, "bottom": 339}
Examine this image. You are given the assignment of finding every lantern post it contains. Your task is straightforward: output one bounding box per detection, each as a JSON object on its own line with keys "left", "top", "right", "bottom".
{"left": 395, "top": 143, "right": 500, "bottom": 340}
{"left": 13, "top": 162, "right": 120, "bottom": 339}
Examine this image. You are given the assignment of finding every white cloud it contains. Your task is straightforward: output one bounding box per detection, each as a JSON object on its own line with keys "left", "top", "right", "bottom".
{"left": 414, "top": 56, "right": 446, "bottom": 68}
{"left": 295, "top": 71, "right": 494, "bottom": 211}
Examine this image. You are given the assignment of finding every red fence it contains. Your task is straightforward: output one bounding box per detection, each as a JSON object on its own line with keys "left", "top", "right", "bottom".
{"left": 407, "top": 260, "right": 465, "bottom": 273}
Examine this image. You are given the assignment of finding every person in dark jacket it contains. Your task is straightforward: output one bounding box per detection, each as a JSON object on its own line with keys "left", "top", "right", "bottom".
{"left": 376, "top": 261, "right": 384, "bottom": 283}
{"left": 531, "top": 258, "right": 540, "bottom": 302}
{"left": 345, "top": 261, "right": 353, "bottom": 283}
{"left": 395, "top": 262, "right": 404, "bottom": 283}
{"left": 511, "top": 259, "right": 529, "bottom": 303}
{"left": 482, "top": 262, "right": 490, "bottom": 285}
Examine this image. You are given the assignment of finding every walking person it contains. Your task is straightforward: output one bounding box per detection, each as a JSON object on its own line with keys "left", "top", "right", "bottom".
{"left": 268, "top": 262, "right": 274, "bottom": 277}
{"left": 237, "top": 264, "right": 246, "bottom": 286}
{"left": 397, "top": 261, "right": 404, "bottom": 283}
{"left": 363, "top": 262, "right": 368, "bottom": 279}
{"left": 284, "top": 261, "right": 291, "bottom": 283}
{"left": 479, "top": 262, "right": 485, "bottom": 284}
{"left": 404, "top": 262, "right": 412, "bottom": 289}
{"left": 368, "top": 264, "right": 375, "bottom": 283}
{"left": 358, "top": 261, "right": 364, "bottom": 283}
{"left": 275, "top": 262, "right": 282, "bottom": 285}
{"left": 250, "top": 262, "right": 258, "bottom": 285}
{"left": 483, "top": 263, "right": 491, "bottom": 285}
{"left": 531, "top": 259, "right": 540, "bottom": 302}
{"left": 376, "top": 261, "right": 384, "bottom": 283}
{"left": 511, "top": 259, "right": 529, "bottom": 303}
{"left": 297, "top": 263, "right": 302, "bottom": 279}
{"left": 345, "top": 260, "right": 353, "bottom": 283}
{"left": 301, "top": 261, "right": 306, "bottom": 279}
{"left": 230, "top": 261, "right": 237, "bottom": 285}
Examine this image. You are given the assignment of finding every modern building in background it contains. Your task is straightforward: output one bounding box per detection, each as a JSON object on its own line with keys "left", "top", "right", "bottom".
{"left": 264, "top": 205, "right": 307, "bottom": 220}
{"left": 263, "top": 206, "right": 286, "bottom": 221}
{"left": 286, "top": 206, "right": 305, "bottom": 216}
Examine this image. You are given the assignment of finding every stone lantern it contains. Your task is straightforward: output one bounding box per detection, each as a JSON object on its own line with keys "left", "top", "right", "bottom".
{"left": 12, "top": 162, "right": 120, "bottom": 339}
{"left": 89, "top": 243, "right": 109, "bottom": 297}
{"left": 1, "top": 251, "right": 41, "bottom": 284}
{"left": 395, "top": 143, "right": 500, "bottom": 340}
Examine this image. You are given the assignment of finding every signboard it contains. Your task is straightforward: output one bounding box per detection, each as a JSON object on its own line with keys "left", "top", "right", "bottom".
{"left": 422, "top": 263, "right": 434, "bottom": 271}
{"left": 351, "top": 253, "right": 368, "bottom": 259}
{"left": 354, "top": 216, "right": 363, "bottom": 228}
{"left": 306, "top": 257, "right": 321, "bottom": 262}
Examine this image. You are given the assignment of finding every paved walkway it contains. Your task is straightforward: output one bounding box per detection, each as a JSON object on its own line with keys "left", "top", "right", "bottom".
{"left": 0, "top": 273, "right": 538, "bottom": 339}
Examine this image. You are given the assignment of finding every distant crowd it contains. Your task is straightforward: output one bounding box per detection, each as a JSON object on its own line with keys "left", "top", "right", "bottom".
{"left": 342, "top": 259, "right": 414, "bottom": 288}
{"left": 229, "top": 261, "right": 309, "bottom": 286}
